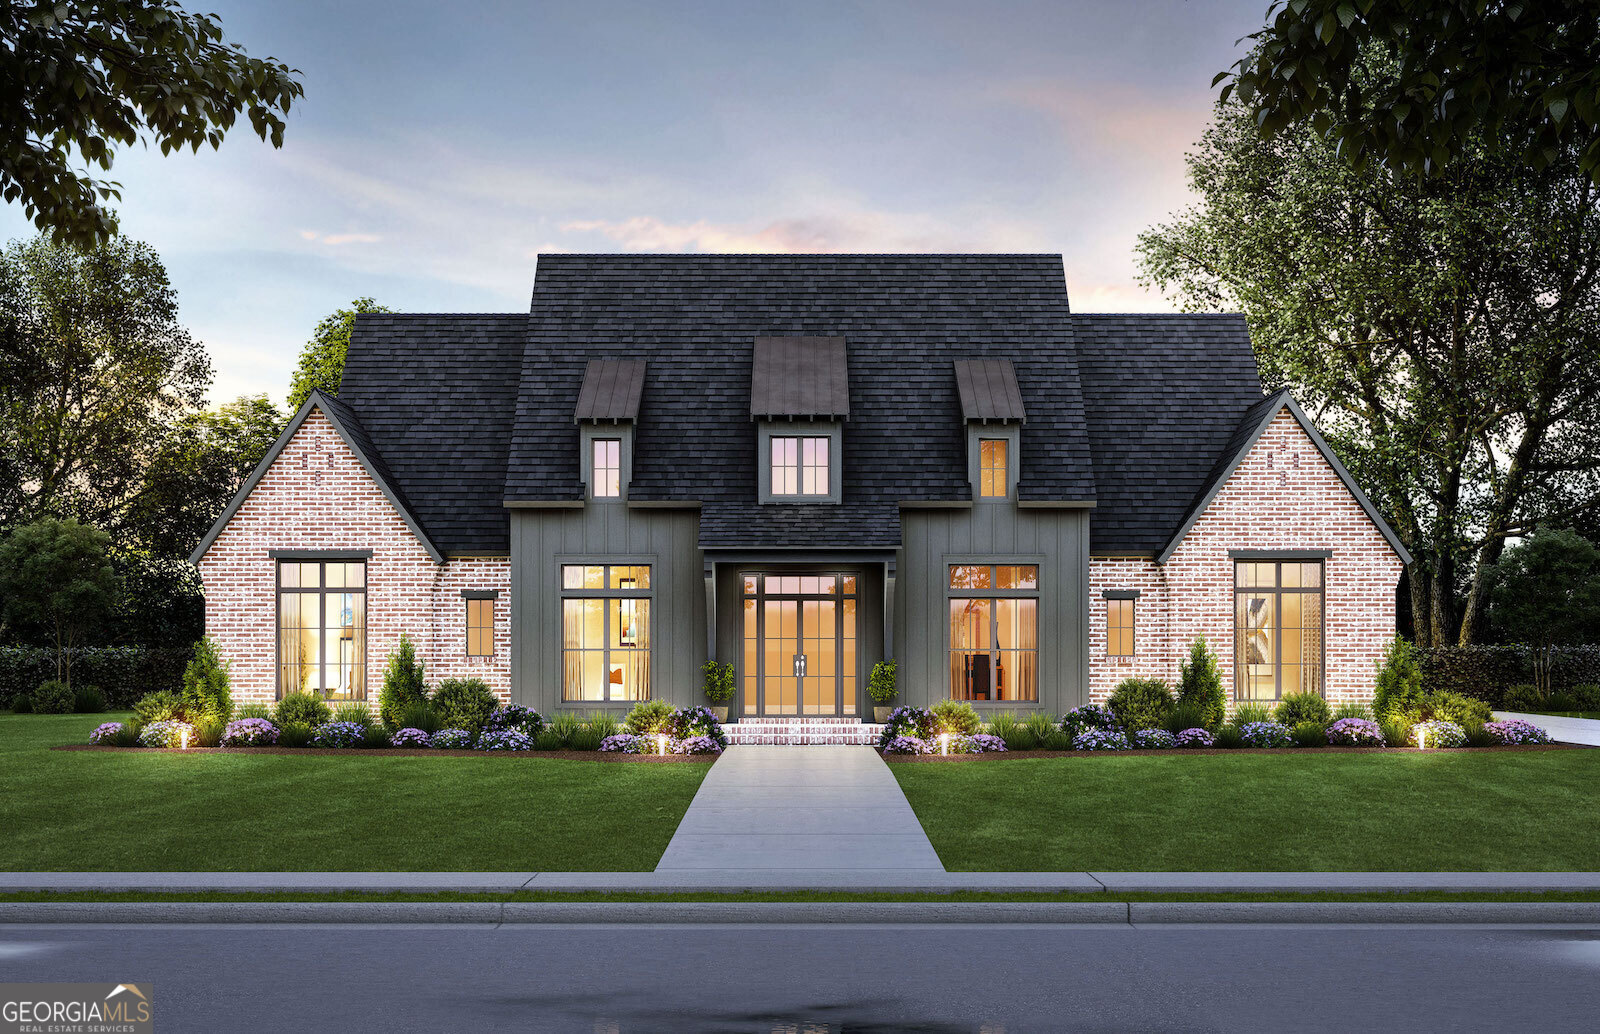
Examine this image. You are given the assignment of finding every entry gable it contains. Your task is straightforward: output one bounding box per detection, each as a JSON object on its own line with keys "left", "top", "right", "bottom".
{"left": 1155, "top": 390, "right": 1412, "bottom": 565}
{"left": 189, "top": 389, "right": 445, "bottom": 565}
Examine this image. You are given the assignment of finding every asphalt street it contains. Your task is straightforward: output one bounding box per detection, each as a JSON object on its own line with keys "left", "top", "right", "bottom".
{"left": 4, "top": 921, "right": 1598, "bottom": 1032}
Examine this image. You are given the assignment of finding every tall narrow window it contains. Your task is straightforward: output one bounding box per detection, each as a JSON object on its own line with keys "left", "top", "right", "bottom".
{"left": 466, "top": 597, "right": 494, "bottom": 657}
{"left": 1107, "top": 597, "right": 1135, "bottom": 656}
{"left": 771, "top": 435, "right": 829, "bottom": 497}
{"left": 561, "top": 564, "right": 651, "bottom": 701}
{"left": 948, "top": 564, "right": 1038, "bottom": 702}
{"left": 277, "top": 560, "right": 366, "bottom": 700}
{"left": 592, "top": 439, "right": 621, "bottom": 498}
{"left": 979, "top": 438, "right": 1009, "bottom": 498}
{"left": 1234, "top": 560, "right": 1324, "bottom": 701}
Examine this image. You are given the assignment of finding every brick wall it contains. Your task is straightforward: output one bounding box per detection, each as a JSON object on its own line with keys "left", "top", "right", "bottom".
{"left": 1087, "top": 409, "right": 1403, "bottom": 710}
{"left": 196, "top": 408, "right": 511, "bottom": 709}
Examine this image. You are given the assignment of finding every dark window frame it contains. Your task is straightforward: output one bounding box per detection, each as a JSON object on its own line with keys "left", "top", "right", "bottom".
{"left": 1106, "top": 596, "right": 1135, "bottom": 657}
{"left": 1232, "top": 558, "right": 1326, "bottom": 702}
{"left": 275, "top": 558, "right": 367, "bottom": 701}
{"left": 559, "top": 562, "right": 654, "bottom": 703}
{"left": 947, "top": 562, "right": 1040, "bottom": 704}
{"left": 465, "top": 596, "right": 495, "bottom": 657}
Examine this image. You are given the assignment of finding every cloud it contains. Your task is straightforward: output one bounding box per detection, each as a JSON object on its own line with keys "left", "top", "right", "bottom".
{"left": 298, "top": 230, "right": 382, "bottom": 246}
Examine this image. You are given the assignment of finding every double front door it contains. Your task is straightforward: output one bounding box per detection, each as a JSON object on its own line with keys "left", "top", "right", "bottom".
{"left": 741, "top": 573, "right": 859, "bottom": 716}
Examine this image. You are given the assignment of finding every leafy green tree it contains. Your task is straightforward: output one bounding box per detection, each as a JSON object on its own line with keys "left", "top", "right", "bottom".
{"left": 180, "top": 635, "right": 232, "bottom": 723}
{"left": 1481, "top": 529, "right": 1600, "bottom": 648}
{"left": 287, "top": 298, "right": 393, "bottom": 410}
{"left": 1220, "top": 1, "right": 1600, "bottom": 183}
{"left": 1138, "top": 79, "right": 1600, "bottom": 648}
{"left": 1372, "top": 635, "right": 1424, "bottom": 720}
{"left": 0, "top": 517, "right": 119, "bottom": 685}
{"left": 0, "top": 235, "right": 211, "bottom": 533}
{"left": 0, "top": 1, "right": 303, "bottom": 246}
{"left": 379, "top": 634, "right": 427, "bottom": 730}
{"left": 1176, "top": 638, "right": 1226, "bottom": 730}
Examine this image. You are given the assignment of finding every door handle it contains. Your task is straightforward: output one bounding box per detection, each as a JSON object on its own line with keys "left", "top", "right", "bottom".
{"left": 793, "top": 653, "right": 807, "bottom": 678}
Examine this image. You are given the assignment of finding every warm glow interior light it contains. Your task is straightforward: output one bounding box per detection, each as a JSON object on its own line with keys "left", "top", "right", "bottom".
{"left": 656, "top": 733, "right": 668, "bottom": 756}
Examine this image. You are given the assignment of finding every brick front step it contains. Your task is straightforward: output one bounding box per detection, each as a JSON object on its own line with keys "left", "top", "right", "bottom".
{"left": 726, "top": 718, "right": 885, "bottom": 746}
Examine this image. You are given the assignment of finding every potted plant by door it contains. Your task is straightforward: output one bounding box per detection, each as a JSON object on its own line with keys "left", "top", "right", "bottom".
{"left": 702, "top": 660, "right": 735, "bottom": 722}
{"left": 869, "top": 660, "right": 898, "bottom": 724}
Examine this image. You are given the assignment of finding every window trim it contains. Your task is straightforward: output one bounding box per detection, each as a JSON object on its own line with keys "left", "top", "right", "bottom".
{"left": 757, "top": 421, "right": 842, "bottom": 504}
{"left": 1232, "top": 557, "right": 1326, "bottom": 702}
{"left": 465, "top": 596, "right": 495, "bottom": 658}
{"left": 557, "top": 559, "right": 655, "bottom": 704}
{"left": 1106, "top": 596, "right": 1136, "bottom": 657}
{"left": 579, "top": 425, "right": 632, "bottom": 502}
{"left": 945, "top": 559, "right": 1041, "bottom": 705}
{"left": 966, "top": 424, "right": 1019, "bottom": 502}
{"left": 274, "top": 558, "right": 367, "bottom": 701}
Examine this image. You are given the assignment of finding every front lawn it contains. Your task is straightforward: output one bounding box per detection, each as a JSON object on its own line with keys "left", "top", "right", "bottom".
{"left": 892, "top": 751, "right": 1600, "bottom": 871}
{"left": 0, "top": 713, "right": 710, "bottom": 871}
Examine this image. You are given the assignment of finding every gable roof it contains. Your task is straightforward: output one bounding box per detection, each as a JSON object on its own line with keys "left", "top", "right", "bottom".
{"left": 335, "top": 313, "right": 526, "bottom": 554}
{"left": 506, "top": 254, "right": 1099, "bottom": 548}
{"left": 1155, "top": 389, "right": 1413, "bottom": 565}
{"left": 953, "top": 359, "right": 1026, "bottom": 422}
{"left": 575, "top": 359, "right": 646, "bottom": 422}
{"left": 190, "top": 391, "right": 444, "bottom": 564}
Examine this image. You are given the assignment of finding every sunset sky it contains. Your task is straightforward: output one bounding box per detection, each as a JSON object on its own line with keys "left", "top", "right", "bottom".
{"left": 0, "top": 0, "right": 1268, "bottom": 405}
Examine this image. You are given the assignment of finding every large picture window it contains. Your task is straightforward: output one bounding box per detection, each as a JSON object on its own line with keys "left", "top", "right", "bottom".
{"left": 1234, "top": 560, "right": 1324, "bottom": 701}
{"left": 277, "top": 560, "right": 365, "bottom": 700}
{"left": 561, "top": 564, "right": 651, "bottom": 702}
{"left": 949, "top": 563, "right": 1038, "bottom": 702}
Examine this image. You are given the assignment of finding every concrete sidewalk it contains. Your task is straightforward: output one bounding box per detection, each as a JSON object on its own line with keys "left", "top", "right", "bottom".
{"left": 654, "top": 745, "right": 945, "bottom": 871}
{"left": 1496, "top": 710, "right": 1600, "bottom": 746}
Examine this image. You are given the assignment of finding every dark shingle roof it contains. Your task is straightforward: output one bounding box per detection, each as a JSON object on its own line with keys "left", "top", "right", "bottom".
{"left": 953, "top": 359, "right": 1026, "bottom": 422}
{"left": 750, "top": 336, "right": 851, "bottom": 419}
{"left": 506, "top": 255, "right": 1099, "bottom": 547}
{"left": 700, "top": 502, "right": 901, "bottom": 550}
{"left": 335, "top": 314, "right": 526, "bottom": 554}
{"left": 1071, "top": 313, "right": 1265, "bottom": 555}
{"left": 574, "top": 359, "right": 646, "bottom": 422}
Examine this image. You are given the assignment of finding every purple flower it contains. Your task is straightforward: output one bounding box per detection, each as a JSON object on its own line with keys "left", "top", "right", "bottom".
{"left": 967, "top": 733, "right": 1008, "bottom": 753}
{"left": 310, "top": 721, "right": 367, "bottom": 748}
{"left": 1408, "top": 720, "right": 1466, "bottom": 748}
{"left": 476, "top": 729, "right": 532, "bottom": 751}
{"left": 675, "top": 734, "right": 723, "bottom": 755}
{"left": 1239, "top": 721, "right": 1294, "bottom": 748}
{"left": 1483, "top": 719, "right": 1551, "bottom": 746}
{"left": 389, "top": 727, "right": 432, "bottom": 748}
{"left": 1325, "top": 717, "right": 1384, "bottom": 747}
{"left": 220, "top": 718, "right": 280, "bottom": 747}
{"left": 430, "top": 728, "right": 475, "bottom": 749}
{"left": 600, "top": 733, "right": 643, "bottom": 753}
{"left": 1174, "top": 727, "right": 1215, "bottom": 749}
{"left": 1133, "top": 729, "right": 1176, "bottom": 750}
{"left": 137, "top": 720, "right": 194, "bottom": 749}
{"left": 1072, "top": 728, "right": 1130, "bottom": 751}
{"left": 89, "top": 722, "right": 124, "bottom": 745}
{"left": 883, "top": 735, "right": 933, "bottom": 755}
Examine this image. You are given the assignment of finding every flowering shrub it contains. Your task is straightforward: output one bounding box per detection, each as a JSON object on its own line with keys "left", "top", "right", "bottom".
{"left": 600, "top": 733, "right": 644, "bottom": 753}
{"left": 1325, "top": 717, "right": 1385, "bottom": 747}
{"left": 1132, "top": 728, "right": 1176, "bottom": 750}
{"left": 1072, "top": 727, "right": 1130, "bottom": 751}
{"left": 1174, "top": 727, "right": 1215, "bottom": 749}
{"left": 311, "top": 721, "right": 367, "bottom": 748}
{"left": 220, "top": 718, "right": 279, "bottom": 747}
{"left": 484, "top": 705, "right": 544, "bottom": 737}
{"left": 138, "top": 720, "right": 194, "bottom": 748}
{"left": 675, "top": 734, "right": 724, "bottom": 755}
{"left": 431, "top": 728, "right": 475, "bottom": 749}
{"left": 878, "top": 706, "right": 935, "bottom": 747}
{"left": 1060, "top": 704, "right": 1120, "bottom": 739}
{"left": 476, "top": 730, "right": 533, "bottom": 751}
{"left": 883, "top": 735, "right": 933, "bottom": 754}
{"left": 967, "top": 733, "right": 1008, "bottom": 753}
{"left": 668, "top": 705, "right": 729, "bottom": 748}
{"left": 1239, "top": 721, "right": 1294, "bottom": 748}
{"left": 1483, "top": 719, "right": 1553, "bottom": 746}
{"left": 389, "top": 727, "right": 432, "bottom": 748}
{"left": 89, "top": 722, "right": 124, "bottom": 745}
{"left": 1408, "top": 720, "right": 1466, "bottom": 748}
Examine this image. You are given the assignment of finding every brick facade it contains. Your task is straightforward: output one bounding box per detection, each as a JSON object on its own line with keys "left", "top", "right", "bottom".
{"left": 196, "top": 408, "right": 511, "bottom": 709}
{"left": 1087, "top": 409, "right": 1402, "bottom": 710}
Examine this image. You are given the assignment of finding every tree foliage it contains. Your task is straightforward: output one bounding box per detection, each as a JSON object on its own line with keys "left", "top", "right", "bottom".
{"left": 1480, "top": 528, "right": 1600, "bottom": 648}
{"left": 1221, "top": 1, "right": 1600, "bottom": 183}
{"left": 287, "top": 298, "right": 393, "bottom": 411}
{"left": 0, "top": 517, "right": 119, "bottom": 684}
{"left": 0, "top": 0, "right": 303, "bottom": 246}
{"left": 379, "top": 633, "right": 427, "bottom": 730}
{"left": 1137, "top": 79, "right": 1600, "bottom": 647}
{"left": 180, "top": 634, "right": 232, "bottom": 723}
{"left": 1177, "top": 638, "right": 1226, "bottom": 730}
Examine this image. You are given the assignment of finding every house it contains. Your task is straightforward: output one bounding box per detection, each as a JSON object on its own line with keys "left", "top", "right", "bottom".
{"left": 191, "top": 254, "right": 1409, "bottom": 733}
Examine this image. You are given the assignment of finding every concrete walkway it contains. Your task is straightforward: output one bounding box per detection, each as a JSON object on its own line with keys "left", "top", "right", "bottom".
{"left": 654, "top": 745, "right": 945, "bottom": 871}
{"left": 1496, "top": 710, "right": 1600, "bottom": 746}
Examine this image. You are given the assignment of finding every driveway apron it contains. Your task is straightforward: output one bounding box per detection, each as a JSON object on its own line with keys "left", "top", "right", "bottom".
{"left": 656, "top": 745, "right": 945, "bottom": 871}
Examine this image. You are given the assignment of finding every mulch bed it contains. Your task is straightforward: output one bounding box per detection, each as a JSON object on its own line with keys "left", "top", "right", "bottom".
{"left": 882, "top": 743, "right": 1591, "bottom": 762}
{"left": 51, "top": 745, "right": 713, "bottom": 762}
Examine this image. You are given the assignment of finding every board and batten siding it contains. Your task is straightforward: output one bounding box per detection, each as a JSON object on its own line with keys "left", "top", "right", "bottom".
{"left": 510, "top": 505, "right": 705, "bottom": 712}
{"left": 895, "top": 505, "right": 1089, "bottom": 714}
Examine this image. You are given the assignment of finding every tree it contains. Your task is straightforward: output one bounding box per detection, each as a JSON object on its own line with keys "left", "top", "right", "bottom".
{"left": 1137, "top": 80, "right": 1600, "bottom": 648}
{"left": 0, "top": 234, "right": 212, "bottom": 533}
{"left": 0, "top": 517, "right": 119, "bottom": 686}
{"left": 0, "top": 1, "right": 302, "bottom": 247}
{"left": 1176, "top": 638, "right": 1225, "bottom": 729}
{"left": 1220, "top": 1, "right": 1600, "bottom": 183}
{"left": 180, "top": 635, "right": 232, "bottom": 724}
{"left": 378, "top": 633, "right": 427, "bottom": 730}
{"left": 1480, "top": 529, "right": 1600, "bottom": 648}
{"left": 287, "top": 298, "right": 392, "bottom": 410}
{"left": 1372, "top": 635, "right": 1423, "bottom": 721}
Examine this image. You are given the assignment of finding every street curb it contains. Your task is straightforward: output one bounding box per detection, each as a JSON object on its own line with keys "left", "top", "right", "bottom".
{"left": 5, "top": 900, "right": 1600, "bottom": 925}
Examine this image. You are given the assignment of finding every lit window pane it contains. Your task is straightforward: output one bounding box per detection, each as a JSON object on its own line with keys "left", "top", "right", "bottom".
{"left": 949, "top": 565, "right": 992, "bottom": 590}
{"left": 980, "top": 439, "right": 1008, "bottom": 498}
{"left": 593, "top": 439, "right": 621, "bottom": 498}
{"left": 996, "top": 565, "right": 1038, "bottom": 589}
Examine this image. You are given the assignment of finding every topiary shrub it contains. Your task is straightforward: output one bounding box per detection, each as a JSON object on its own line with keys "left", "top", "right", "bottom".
{"left": 133, "top": 688, "right": 185, "bottom": 724}
{"left": 623, "top": 699, "right": 674, "bottom": 736}
{"left": 1106, "top": 678, "right": 1174, "bottom": 732}
{"left": 1273, "top": 691, "right": 1331, "bottom": 728}
{"left": 1290, "top": 721, "right": 1327, "bottom": 747}
{"left": 378, "top": 633, "right": 427, "bottom": 730}
{"left": 430, "top": 678, "right": 496, "bottom": 732}
{"left": 180, "top": 637, "right": 232, "bottom": 724}
{"left": 73, "top": 684, "right": 106, "bottom": 713}
{"left": 930, "top": 700, "right": 981, "bottom": 735}
{"left": 31, "top": 679, "right": 74, "bottom": 714}
{"left": 1374, "top": 635, "right": 1424, "bottom": 720}
{"left": 1176, "top": 637, "right": 1226, "bottom": 729}
{"left": 274, "top": 691, "right": 331, "bottom": 729}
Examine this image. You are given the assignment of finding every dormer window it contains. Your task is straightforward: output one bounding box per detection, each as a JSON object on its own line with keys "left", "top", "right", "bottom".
{"left": 772, "top": 435, "right": 830, "bottom": 497}
{"left": 979, "top": 439, "right": 1009, "bottom": 498}
{"left": 750, "top": 336, "right": 849, "bottom": 505}
{"left": 592, "top": 439, "right": 621, "bottom": 497}
{"left": 954, "top": 359, "right": 1025, "bottom": 502}
{"left": 574, "top": 359, "right": 644, "bottom": 503}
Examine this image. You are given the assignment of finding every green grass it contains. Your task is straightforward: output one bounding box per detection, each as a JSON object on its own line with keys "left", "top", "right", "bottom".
{"left": 0, "top": 712, "right": 710, "bottom": 871}
{"left": 892, "top": 751, "right": 1600, "bottom": 871}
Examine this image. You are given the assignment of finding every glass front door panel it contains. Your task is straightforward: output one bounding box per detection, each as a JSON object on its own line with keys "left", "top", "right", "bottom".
{"left": 763, "top": 599, "right": 798, "bottom": 715}
{"left": 742, "top": 573, "right": 859, "bottom": 717}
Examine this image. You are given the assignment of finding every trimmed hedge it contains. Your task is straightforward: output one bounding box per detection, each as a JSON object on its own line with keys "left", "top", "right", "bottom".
{"left": 1420, "top": 644, "right": 1600, "bottom": 706}
{"left": 1, "top": 645, "right": 188, "bottom": 708}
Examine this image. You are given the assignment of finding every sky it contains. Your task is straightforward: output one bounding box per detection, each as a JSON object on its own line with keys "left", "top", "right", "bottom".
{"left": 1, "top": 0, "right": 1268, "bottom": 406}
